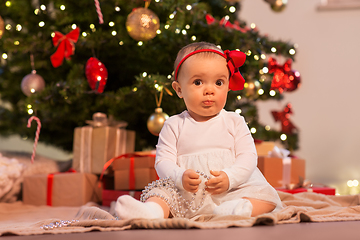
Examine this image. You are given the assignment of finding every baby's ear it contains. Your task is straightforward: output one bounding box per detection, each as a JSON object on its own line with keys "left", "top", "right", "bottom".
{"left": 172, "top": 81, "right": 183, "bottom": 98}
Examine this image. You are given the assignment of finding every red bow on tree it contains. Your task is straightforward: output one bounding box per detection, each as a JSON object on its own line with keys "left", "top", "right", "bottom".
{"left": 268, "top": 57, "right": 301, "bottom": 93}
{"left": 271, "top": 103, "right": 297, "bottom": 134}
{"left": 224, "top": 50, "right": 246, "bottom": 91}
{"left": 50, "top": 27, "right": 80, "bottom": 68}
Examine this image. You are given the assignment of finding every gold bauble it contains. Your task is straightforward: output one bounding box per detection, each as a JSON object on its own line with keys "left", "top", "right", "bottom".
{"left": 147, "top": 108, "right": 169, "bottom": 136}
{"left": 0, "top": 16, "right": 4, "bottom": 39}
{"left": 270, "top": 0, "right": 287, "bottom": 12}
{"left": 126, "top": 7, "right": 160, "bottom": 41}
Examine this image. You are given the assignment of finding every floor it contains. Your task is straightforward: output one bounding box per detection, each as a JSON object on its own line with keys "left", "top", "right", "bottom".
{"left": 1, "top": 220, "right": 359, "bottom": 240}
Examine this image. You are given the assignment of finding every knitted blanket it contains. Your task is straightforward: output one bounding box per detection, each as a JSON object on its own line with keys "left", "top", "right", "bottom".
{"left": 1, "top": 191, "right": 360, "bottom": 236}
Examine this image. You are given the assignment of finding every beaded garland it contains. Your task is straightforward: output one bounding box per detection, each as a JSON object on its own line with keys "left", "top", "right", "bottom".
{"left": 140, "top": 170, "right": 211, "bottom": 218}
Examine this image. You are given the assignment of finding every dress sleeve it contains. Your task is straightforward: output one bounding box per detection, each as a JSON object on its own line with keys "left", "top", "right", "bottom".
{"left": 221, "top": 115, "right": 257, "bottom": 190}
{"left": 155, "top": 119, "right": 186, "bottom": 191}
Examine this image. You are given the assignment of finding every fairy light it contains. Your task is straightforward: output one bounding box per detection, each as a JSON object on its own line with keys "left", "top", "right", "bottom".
{"left": 82, "top": 32, "right": 87, "bottom": 37}
{"left": 14, "top": 40, "right": 19, "bottom": 45}
{"left": 186, "top": 5, "right": 192, "bottom": 10}
{"left": 51, "top": 32, "right": 55, "bottom": 38}
{"left": 30, "top": 88, "right": 36, "bottom": 93}
{"left": 5, "top": 24, "right": 11, "bottom": 30}
{"left": 40, "top": 4, "right": 46, "bottom": 10}
{"left": 164, "top": 24, "right": 170, "bottom": 29}
{"left": 280, "top": 134, "right": 287, "bottom": 141}
{"left": 90, "top": 24, "right": 95, "bottom": 29}
{"left": 60, "top": 5, "right": 65, "bottom": 10}
{"left": 262, "top": 67, "right": 269, "bottom": 74}
{"left": 229, "top": 6, "right": 236, "bottom": 13}
{"left": 269, "top": 90, "right": 276, "bottom": 96}
{"left": 224, "top": 15, "right": 230, "bottom": 21}
{"left": 138, "top": 41, "right": 143, "bottom": 46}
{"left": 254, "top": 55, "right": 259, "bottom": 60}
{"left": 2, "top": 53, "right": 8, "bottom": 59}
{"left": 265, "top": 125, "right": 271, "bottom": 131}
{"left": 182, "top": 29, "right": 187, "bottom": 35}
{"left": 27, "top": 104, "right": 32, "bottom": 109}
{"left": 38, "top": 21, "right": 45, "bottom": 27}
{"left": 115, "top": 6, "right": 121, "bottom": 11}
{"left": 354, "top": 180, "right": 359, "bottom": 187}
{"left": 250, "top": 23, "right": 256, "bottom": 29}
{"left": 119, "top": 41, "right": 124, "bottom": 45}
{"left": 167, "top": 75, "right": 172, "bottom": 79}
{"left": 111, "top": 30, "right": 117, "bottom": 36}
{"left": 235, "top": 109, "right": 242, "bottom": 114}
{"left": 142, "top": 72, "right": 147, "bottom": 77}
{"left": 289, "top": 48, "right": 296, "bottom": 55}
{"left": 250, "top": 128, "right": 257, "bottom": 134}
{"left": 237, "top": 95, "right": 241, "bottom": 100}
{"left": 27, "top": 109, "right": 34, "bottom": 115}
{"left": 16, "top": 24, "right": 22, "bottom": 31}
{"left": 5, "top": 1, "right": 11, "bottom": 7}
{"left": 258, "top": 89, "right": 264, "bottom": 95}
{"left": 175, "top": 28, "right": 180, "bottom": 34}
{"left": 156, "top": 29, "right": 161, "bottom": 34}
{"left": 109, "top": 21, "right": 115, "bottom": 27}
{"left": 246, "top": 50, "right": 252, "bottom": 56}
{"left": 261, "top": 54, "right": 266, "bottom": 59}
{"left": 185, "top": 24, "right": 190, "bottom": 29}
{"left": 191, "top": 35, "right": 196, "bottom": 41}
{"left": 34, "top": 9, "right": 40, "bottom": 15}
{"left": 71, "top": 24, "right": 77, "bottom": 29}
{"left": 154, "top": 83, "right": 161, "bottom": 91}
{"left": 155, "top": 0, "right": 160, "bottom": 2}
{"left": 169, "top": 13, "right": 175, "bottom": 19}
{"left": 271, "top": 47, "right": 277, "bottom": 53}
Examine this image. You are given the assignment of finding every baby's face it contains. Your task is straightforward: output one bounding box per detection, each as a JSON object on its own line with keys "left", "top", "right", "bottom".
{"left": 173, "top": 54, "right": 229, "bottom": 122}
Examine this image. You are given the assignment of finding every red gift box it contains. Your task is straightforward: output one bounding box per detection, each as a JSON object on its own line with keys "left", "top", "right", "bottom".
{"left": 276, "top": 186, "right": 336, "bottom": 195}
{"left": 102, "top": 189, "right": 142, "bottom": 206}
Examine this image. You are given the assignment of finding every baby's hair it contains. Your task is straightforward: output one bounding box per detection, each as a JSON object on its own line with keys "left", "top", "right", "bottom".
{"left": 173, "top": 42, "right": 224, "bottom": 77}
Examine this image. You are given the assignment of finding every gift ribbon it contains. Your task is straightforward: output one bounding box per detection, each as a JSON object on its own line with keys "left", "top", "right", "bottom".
{"left": 282, "top": 157, "right": 292, "bottom": 188}
{"left": 79, "top": 126, "right": 93, "bottom": 173}
{"left": 46, "top": 169, "right": 76, "bottom": 206}
{"left": 50, "top": 27, "right": 80, "bottom": 68}
{"left": 99, "top": 153, "right": 156, "bottom": 189}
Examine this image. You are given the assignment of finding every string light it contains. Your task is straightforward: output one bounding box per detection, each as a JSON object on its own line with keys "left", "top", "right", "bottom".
{"left": 115, "top": 6, "right": 121, "bottom": 11}
{"left": 224, "top": 15, "right": 230, "bottom": 21}
{"left": 60, "top": 5, "right": 65, "bottom": 10}
{"left": 82, "top": 32, "right": 87, "bottom": 37}
{"left": 269, "top": 90, "right": 276, "bottom": 96}
{"left": 289, "top": 48, "right": 296, "bottom": 55}
{"left": 5, "top": 24, "right": 11, "bottom": 30}
{"left": 185, "top": 24, "right": 190, "bottom": 29}
{"left": 182, "top": 29, "right": 187, "bottom": 35}
{"left": 40, "top": 4, "right": 46, "bottom": 11}
{"left": 71, "top": 24, "right": 77, "bottom": 29}
{"left": 27, "top": 109, "right": 34, "bottom": 115}
{"left": 142, "top": 72, "right": 147, "bottom": 77}
{"left": 262, "top": 67, "right": 269, "bottom": 74}
{"left": 186, "top": 5, "right": 192, "bottom": 10}
{"left": 191, "top": 36, "right": 196, "bottom": 41}
{"left": 132, "top": 87, "right": 137, "bottom": 92}
{"left": 164, "top": 24, "right": 170, "bottom": 29}
{"left": 250, "top": 128, "right": 257, "bottom": 134}
{"left": 261, "top": 54, "right": 266, "bottom": 59}
{"left": 111, "top": 30, "right": 117, "bottom": 36}
{"left": 16, "top": 24, "right": 22, "bottom": 31}
{"left": 280, "top": 134, "right": 287, "bottom": 141}
{"left": 237, "top": 95, "right": 241, "bottom": 100}
{"left": 254, "top": 55, "right": 259, "bottom": 60}
{"left": 265, "top": 125, "right": 271, "bottom": 131}
{"left": 5, "top": 1, "right": 11, "bottom": 7}
{"left": 175, "top": 28, "right": 180, "bottom": 34}
{"left": 258, "top": 89, "right": 264, "bottom": 95}
{"left": 229, "top": 6, "right": 236, "bottom": 13}
{"left": 14, "top": 40, "right": 19, "bottom": 45}
{"left": 38, "top": 21, "right": 45, "bottom": 27}
{"left": 138, "top": 41, "right": 143, "bottom": 46}
{"left": 169, "top": 13, "right": 175, "bottom": 19}
{"left": 119, "top": 41, "right": 124, "bottom": 45}
{"left": 2, "top": 53, "right": 8, "bottom": 59}
{"left": 156, "top": 29, "right": 161, "bottom": 34}
{"left": 246, "top": 50, "right": 252, "bottom": 56}
{"left": 250, "top": 23, "right": 256, "bottom": 29}
{"left": 109, "top": 21, "right": 115, "bottom": 27}
{"left": 271, "top": 47, "right": 277, "bottom": 53}
{"left": 235, "top": 109, "right": 242, "bottom": 114}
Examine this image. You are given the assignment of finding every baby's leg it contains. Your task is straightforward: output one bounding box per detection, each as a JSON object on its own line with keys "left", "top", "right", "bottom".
{"left": 213, "top": 199, "right": 253, "bottom": 217}
{"left": 115, "top": 195, "right": 170, "bottom": 220}
{"left": 244, "top": 197, "right": 276, "bottom": 217}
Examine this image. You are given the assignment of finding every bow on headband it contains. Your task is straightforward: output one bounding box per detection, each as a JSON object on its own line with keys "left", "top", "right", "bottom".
{"left": 174, "top": 49, "right": 246, "bottom": 91}
{"left": 50, "top": 27, "right": 80, "bottom": 68}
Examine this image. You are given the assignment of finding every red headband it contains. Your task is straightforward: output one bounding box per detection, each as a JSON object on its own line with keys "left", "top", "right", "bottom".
{"left": 174, "top": 48, "right": 246, "bottom": 91}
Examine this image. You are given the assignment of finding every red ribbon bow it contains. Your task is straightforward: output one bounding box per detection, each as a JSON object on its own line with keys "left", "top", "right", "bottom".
{"left": 50, "top": 27, "right": 80, "bottom": 68}
{"left": 224, "top": 50, "right": 246, "bottom": 91}
{"left": 268, "top": 57, "right": 301, "bottom": 93}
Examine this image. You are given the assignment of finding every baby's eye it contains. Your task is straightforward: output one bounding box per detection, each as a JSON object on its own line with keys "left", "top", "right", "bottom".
{"left": 216, "top": 80, "right": 224, "bottom": 86}
{"left": 193, "top": 79, "right": 202, "bottom": 86}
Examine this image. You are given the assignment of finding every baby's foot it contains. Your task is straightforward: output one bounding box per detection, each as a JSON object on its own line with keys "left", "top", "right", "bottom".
{"left": 213, "top": 199, "right": 253, "bottom": 217}
{"left": 115, "top": 195, "right": 164, "bottom": 220}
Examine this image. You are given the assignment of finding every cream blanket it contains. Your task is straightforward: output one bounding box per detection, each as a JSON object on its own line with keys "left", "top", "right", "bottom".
{"left": 1, "top": 191, "right": 360, "bottom": 236}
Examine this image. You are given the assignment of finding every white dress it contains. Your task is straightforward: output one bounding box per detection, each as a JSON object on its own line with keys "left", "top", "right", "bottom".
{"left": 140, "top": 109, "right": 282, "bottom": 218}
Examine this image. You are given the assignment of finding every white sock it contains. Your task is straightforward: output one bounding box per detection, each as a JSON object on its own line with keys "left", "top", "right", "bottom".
{"left": 213, "top": 199, "right": 253, "bottom": 217}
{"left": 115, "top": 195, "right": 164, "bottom": 220}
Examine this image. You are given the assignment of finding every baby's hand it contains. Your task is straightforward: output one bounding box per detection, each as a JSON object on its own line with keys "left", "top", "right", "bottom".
{"left": 182, "top": 169, "right": 201, "bottom": 193}
{"left": 205, "top": 170, "right": 229, "bottom": 195}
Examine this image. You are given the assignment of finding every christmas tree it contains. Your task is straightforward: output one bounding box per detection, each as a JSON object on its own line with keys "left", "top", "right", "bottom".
{"left": 0, "top": 0, "right": 300, "bottom": 153}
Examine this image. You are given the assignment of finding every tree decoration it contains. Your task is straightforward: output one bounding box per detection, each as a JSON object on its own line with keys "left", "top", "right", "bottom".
{"left": 147, "top": 87, "right": 170, "bottom": 136}
{"left": 27, "top": 116, "right": 42, "bottom": 164}
{"left": 206, "top": 14, "right": 251, "bottom": 33}
{"left": 126, "top": 1, "right": 160, "bottom": 41}
{"left": 50, "top": 27, "right": 80, "bottom": 68}
{"left": 268, "top": 57, "right": 301, "bottom": 93}
{"left": 85, "top": 57, "right": 108, "bottom": 93}
{"left": 0, "top": 16, "right": 4, "bottom": 39}
{"left": 271, "top": 103, "right": 297, "bottom": 134}
{"left": 264, "top": 0, "right": 287, "bottom": 12}
{"left": 93, "top": 0, "right": 104, "bottom": 24}
{"left": 21, "top": 54, "right": 45, "bottom": 96}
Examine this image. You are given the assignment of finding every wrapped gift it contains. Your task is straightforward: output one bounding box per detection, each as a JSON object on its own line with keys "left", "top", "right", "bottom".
{"left": 23, "top": 172, "right": 101, "bottom": 206}
{"left": 73, "top": 112, "right": 136, "bottom": 174}
{"left": 112, "top": 152, "right": 158, "bottom": 190}
{"left": 255, "top": 141, "right": 277, "bottom": 156}
{"left": 102, "top": 189, "right": 142, "bottom": 206}
{"left": 276, "top": 186, "right": 336, "bottom": 195}
{"left": 257, "top": 157, "right": 305, "bottom": 188}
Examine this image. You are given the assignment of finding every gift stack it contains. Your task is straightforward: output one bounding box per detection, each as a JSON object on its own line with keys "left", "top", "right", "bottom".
{"left": 255, "top": 141, "right": 336, "bottom": 195}
{"left": 23, "top": 113, "right": 136, "bottom": 206}
{"left": 102, "top": 152, "right": 158, "bottom": 206}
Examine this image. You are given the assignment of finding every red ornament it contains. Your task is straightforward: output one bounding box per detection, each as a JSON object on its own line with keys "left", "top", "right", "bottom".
{"left": 85, "top": 57, "right": 108, "bottom": 93}
{"left": 268, "top": 58, "right": 301, "bottom": 93}
{"left": 271, "top": 103, "right": 297, "bottom": 134}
